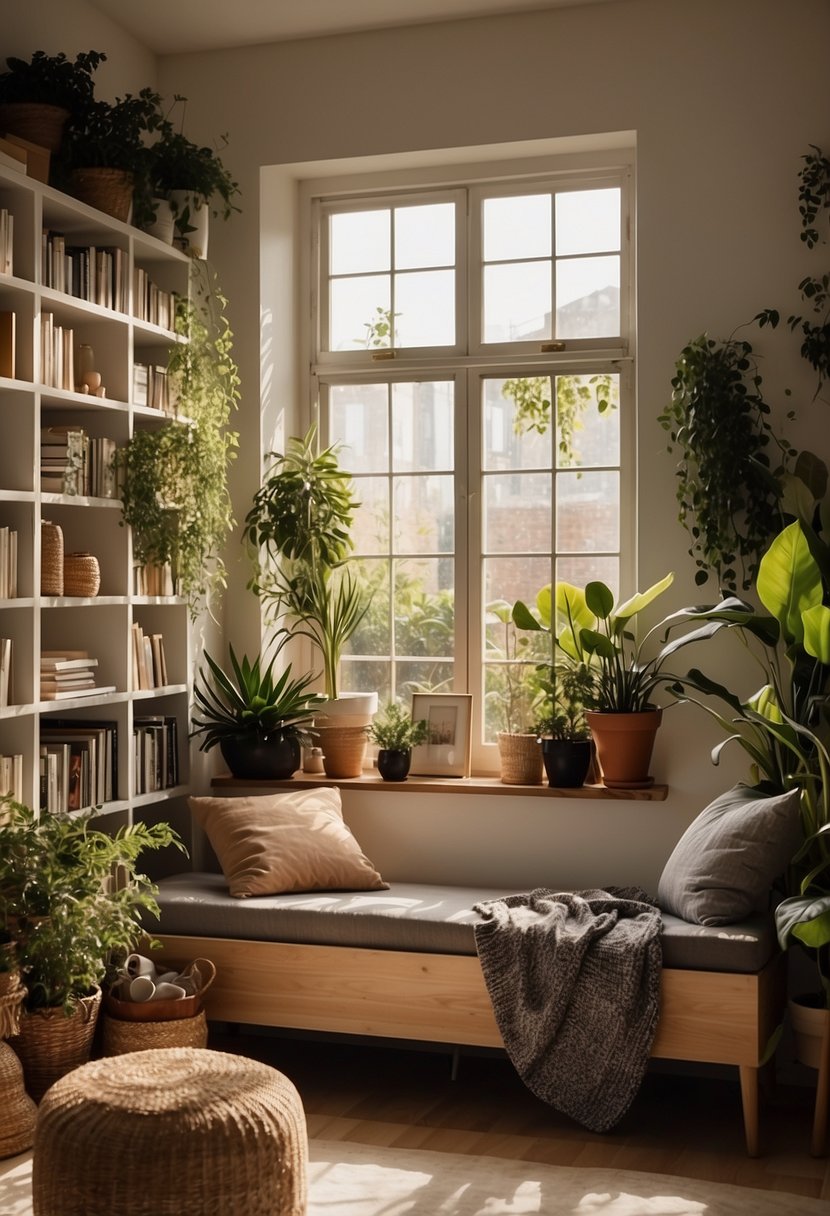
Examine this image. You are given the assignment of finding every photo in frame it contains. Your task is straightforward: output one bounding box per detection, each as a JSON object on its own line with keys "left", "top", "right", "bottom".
{"left": 408, "top": 693, "right": 473, "bottom": 778}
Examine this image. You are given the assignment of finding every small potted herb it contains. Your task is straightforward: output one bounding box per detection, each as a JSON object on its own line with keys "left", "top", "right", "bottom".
{"left": 534, "top": 664, "right": 595, "bottom": 788}
{"left": 368, "top": 703, "right": 428, "bottom": 782}
{"left": 0, "top": 50, "right": 105, "bottom": 151}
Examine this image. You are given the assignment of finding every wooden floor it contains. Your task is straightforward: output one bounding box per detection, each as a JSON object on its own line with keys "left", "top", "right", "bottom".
{"left": 209, "top": 1026, "right": 830, "bottom": 1203}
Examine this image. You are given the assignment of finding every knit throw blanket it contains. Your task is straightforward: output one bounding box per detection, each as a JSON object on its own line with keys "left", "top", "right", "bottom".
{"left": 473, "top": 888, "right": 662, "bottom": 1133}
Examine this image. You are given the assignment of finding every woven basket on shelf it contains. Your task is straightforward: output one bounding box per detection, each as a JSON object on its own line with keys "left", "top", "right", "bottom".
{"left": 497, "top": 732, "right": 544, "bottom": 785}
{"left": 40, "top": 520, "right": 64, "bottom": 596}
{"left": 102, "top": 1008, "right": 208, "bottom": 1056}
{"left": 9, "top": 988, "right": 101, "bottom": 1104}
{"left": 0, "top": 1042, "right": 37, "bottom": 1159}
{"left": 0, "top": 101, "right": 68, "bottom": 152}
{"left": 63, "top": 552, "right": 100, "bottom": 597}
{"left": 70, "top": 167, "right": 134, "bottom": 223}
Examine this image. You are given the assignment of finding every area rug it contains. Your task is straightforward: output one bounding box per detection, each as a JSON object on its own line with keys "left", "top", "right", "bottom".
{"left": 1, "top": 1137, "right": 827, "bottom": 1214}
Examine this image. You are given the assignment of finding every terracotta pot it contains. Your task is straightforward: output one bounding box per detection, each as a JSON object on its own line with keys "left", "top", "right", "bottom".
{"left": 586, "top": 707, "right": 662, "bottom": 789}
{"left": 10, "top": 988, "right": 101, "bottom": 1103}
{"left": 497, "top": 732, "right": 543, "bottom": 785}
{"left": 315, "top": 726, "right": 369, "bottom": 778}
{"left": 540, "top": 738, "right": 592, "bottom": 789}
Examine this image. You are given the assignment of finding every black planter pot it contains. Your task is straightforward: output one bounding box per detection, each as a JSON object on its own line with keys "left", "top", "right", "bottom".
{"left": 219, "top": 735, "right": 301, "bottom": 780}
{"left": 540, "top": 738, "right": 592, "bottom": 789}
{"left": 376, "top": 748, "right": 411, "bottom": 782}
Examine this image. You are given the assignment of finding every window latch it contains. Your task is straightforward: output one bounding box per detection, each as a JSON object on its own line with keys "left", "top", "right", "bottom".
{"left": 540, "top": 341, "right": 566, "bottom": 352}
{"left": 371, "top": 350, "right": 396, "bottom": 361}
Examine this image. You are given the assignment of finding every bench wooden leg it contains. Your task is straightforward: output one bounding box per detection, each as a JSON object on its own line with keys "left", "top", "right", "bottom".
{"left": 739, "top": 1066, "right": 760, "bottom": 1157}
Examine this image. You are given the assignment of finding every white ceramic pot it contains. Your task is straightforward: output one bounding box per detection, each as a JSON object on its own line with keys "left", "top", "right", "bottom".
{"left": 789, "top": 995, "right": 830, "bottom": 1069}
{"left": 169, "top": 190, "right": 209, "bottom": 258}
{"left": 143, "top": 197, "right": 175, "bottom": 245}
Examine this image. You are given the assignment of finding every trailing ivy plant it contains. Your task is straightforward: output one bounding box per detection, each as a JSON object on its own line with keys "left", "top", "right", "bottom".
{"left": 120, "top": 260, "right": 239, "bottom": 614}
{"left": 659, "top": 331, "right": 797, "bottom": 592}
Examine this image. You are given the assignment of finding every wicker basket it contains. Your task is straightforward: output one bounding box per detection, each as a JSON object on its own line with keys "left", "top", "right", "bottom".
{"left": 104, "top": 958, "right": 216, "bottom": 1022}
{"left": 0, "top": 969, "right": 25, "bottom": 1039}
{"left": 0, "top": 101, "right": 68, "bottom": 152}
{"left": 63, "top": 552, "right": 100, "bottom": 597}
{"left": 70, "top": 167, "right": 134, "bottom": 223}
{"left": 9, "top": 988, "right": 101, "bottom": 1104}
{"left": 497, "top": 732, "right": 544, "bottom": 785}
{"left": 0, "top": 1042, "right": 37, "bottom": 1159}
{"left": 40, "top": 520, "right": 64, "bottom": 595}
{"left": 101, "top": 1008, "right": 208, "bottom": 1056}
{"left": 316, "top": 725, "right": 369, "bottom": 778}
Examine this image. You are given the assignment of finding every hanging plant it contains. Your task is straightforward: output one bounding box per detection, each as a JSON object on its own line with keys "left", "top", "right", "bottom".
{"left": 501, "top": 373, "right": 615, "bottom": 465}
{"left": 659, "top": 331, "right": 797, "bottom": 591}
{"left": 120, "top": 260, "right": 239, "bottom": 613}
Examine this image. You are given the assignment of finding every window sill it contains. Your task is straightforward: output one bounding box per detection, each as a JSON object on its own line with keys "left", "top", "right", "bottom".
{"left": 211, "top": 772, "right": 668, "bottom": 800}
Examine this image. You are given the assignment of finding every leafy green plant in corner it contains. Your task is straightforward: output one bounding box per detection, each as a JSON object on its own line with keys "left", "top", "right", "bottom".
{"left": 191, "top": 643, "right": 326, "bottom": 753}
{"left": 0, "top": 798, "right": 184, "bottom": 1013}
{"left": 659, "top": 331, "right": 797, "bottom": 591}
{"left": 0, "top": 50, "right": 105, "bottom": 110}
{"left": 368, "top": 703, "right": 428, "bottom": 751}
{"left": 120, "top": 260, "right": 239, "bottom": 614}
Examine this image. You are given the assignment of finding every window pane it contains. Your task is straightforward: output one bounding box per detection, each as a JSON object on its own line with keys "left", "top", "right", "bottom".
{"left": 330, "top": 275, "right": 391, "bottom": 350}
{"left": 394, "top": 559, "right": 454, "bottom": 659}
{"left": 397, "top": 660, "right": 454, "bottom": 697}
{"left": 556, "top": 471, "right": 619, "bottom": 553}
{"left": 392, "top": 381, "right": 453, "bottom": 473}
{"left": 483, "top": 194, "right": 551, "bottom": 262}
{"left": 330, "top": 209, "right": 390, "bottom": 275}
{"left": 329, "top": 383, "right": 389, "bottom": 472}
{"left": 555, "top": 188, "right": 621, "bottom": 256}
{"left": 484, "top": 473, "right": 551, "bottom": 553}
{"left": 395, "top": 203, "right": 455, "bottom": 269}
{"left": 556, "top": 555, "right": 618, "bottom": 597}
{"left": 484, "top": 556, "right": 552, "bottom": 622}
{"left": 347, "top": 559, "right": 390, "bottom": 656}
{"left": 483, "top": 377, "right": 553, "bottom": 470}
{"left": 483, "top": 262, "right": 551, "bottom": 343}
{"left": 395, "top": 269, "right": 455, "bottom": 347}
{"left": 555, "top": 256, "right": 620, "bottom": 339}
{"left": 394, "top": 475, "right": 454, "bottom": 553}
{"left": 341, "top": 660, "right": 391, "bottom": 705}
{"left": 554, "top": 374, "right": 620, "bottom": 469}
{"left": 350, "top": 476, "right": 390, "bottom": 554}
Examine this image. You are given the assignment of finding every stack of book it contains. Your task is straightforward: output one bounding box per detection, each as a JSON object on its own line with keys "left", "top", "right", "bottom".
{"left": 0, "top": 637, "right": 11, "bottom": 707}
{"left": 132, "top": 362, "right": 177, "bottom": 414}
{"left": 0, "top": 526, "right": 18, "bottom": 598}
{"left": 41, "top": 426, "right": 119, "bottom": 498}
{"left": 0, "top": 752, "right": 23, "bottom": 802}
{"left": 133, "top": 715, "right": 178, "bottom": 795}
{"left": 40, "top": 650, "right": 115, "bottom": 701}
{"left": 132, "top": 267, "right": 176, "bottom": 330}
{"left": 131, "top": 623, "right": 169, "bottom": 690}
{"left": 39, "top": 311, "right": 75, "bottom": 390}
{"left": 41, "top": 232, "right": 128, "bottom": 312}
{"left": 133, "top": 561, "right": 175, "bottom": 597}
{"left": 0, "top": 207, "right": 13, "bottom": 276}
{"left": 40, "top": 719, "right": 117, "bottom": 813}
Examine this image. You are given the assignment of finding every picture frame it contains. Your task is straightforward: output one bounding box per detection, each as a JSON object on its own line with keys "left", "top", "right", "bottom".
{"left": 408, "top": 693, "right": 473, "bottom": 778}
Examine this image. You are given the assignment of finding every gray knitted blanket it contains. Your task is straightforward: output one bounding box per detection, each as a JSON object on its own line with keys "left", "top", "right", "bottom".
{"left": 473, "top": 887, "right": 661, "bottom": 1133}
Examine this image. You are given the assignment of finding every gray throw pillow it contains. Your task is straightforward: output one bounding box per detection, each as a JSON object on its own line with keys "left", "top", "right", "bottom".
{"left": 656, "top": 784, "right": 802, "bottom": 926}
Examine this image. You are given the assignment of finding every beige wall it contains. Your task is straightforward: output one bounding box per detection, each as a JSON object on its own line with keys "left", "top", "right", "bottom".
{"left": 5, "top": 0, "right": 830, "bottom": 888}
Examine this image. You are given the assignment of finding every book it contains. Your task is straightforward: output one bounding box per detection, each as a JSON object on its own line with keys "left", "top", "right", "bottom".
{"left": 0, "top": 309, "right": 15, "bottom": 378}
{"left": 6, "top": 134, "right": 50, "bottom": 184}
{"left": 40, "top": 684, "right": 116, "bottom": 701}
{"left": 40, "top": 656, "right": 99, "bottom": 671}
{"left": 0, "top": 637, "right": 11, "bottom": 707}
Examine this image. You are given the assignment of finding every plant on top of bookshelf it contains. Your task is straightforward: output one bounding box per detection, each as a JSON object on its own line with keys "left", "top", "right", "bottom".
{"left": 119, "top": 260, "right": 239, "bottom": 613}
{"left": 0, "top": 51, "right": 106, "bottom": 152}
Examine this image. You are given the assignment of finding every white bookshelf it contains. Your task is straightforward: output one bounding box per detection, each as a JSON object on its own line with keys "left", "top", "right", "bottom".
{"left": 0, "top": 162, "right": 192, "bottom": 818}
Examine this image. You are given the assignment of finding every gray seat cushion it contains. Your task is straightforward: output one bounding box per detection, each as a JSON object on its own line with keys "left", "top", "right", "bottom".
{"left": 154, "top": 873, "right": 777, "bottom": 974}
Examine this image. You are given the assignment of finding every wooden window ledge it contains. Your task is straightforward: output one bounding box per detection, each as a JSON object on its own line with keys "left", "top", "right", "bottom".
{"left": 211, "top": 772, "right": 668, "bottom": 800}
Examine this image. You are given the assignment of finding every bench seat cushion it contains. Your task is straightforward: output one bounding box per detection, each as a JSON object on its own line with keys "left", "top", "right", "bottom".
{"left": 154, "top": 873, "right": 776, "bottom": 974}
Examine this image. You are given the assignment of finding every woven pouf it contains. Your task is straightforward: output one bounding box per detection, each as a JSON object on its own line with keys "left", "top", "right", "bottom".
{"left": 32, "top": 1047, "right": 307, "bottom": 1216}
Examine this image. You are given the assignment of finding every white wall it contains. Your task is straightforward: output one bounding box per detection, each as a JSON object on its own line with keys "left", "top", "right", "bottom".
{"left": 5, "top": 0, "right": 830, "bottom": 889}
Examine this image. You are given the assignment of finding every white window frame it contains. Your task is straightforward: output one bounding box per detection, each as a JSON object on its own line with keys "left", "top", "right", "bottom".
{"left": 302, "top": 152, "right": 635, "bottom": 775}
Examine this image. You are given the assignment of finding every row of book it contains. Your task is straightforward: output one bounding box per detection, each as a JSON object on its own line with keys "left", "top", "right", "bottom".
{"left": 0, "top": 753, "right": 23, "bottom": 802}
{"left": 40, "top": 719, "right": 117, "bottom": 814}
{"left": 134, "top": 715, "right": 179, "bottom": 795}
{"left": 40, "top": 312, "right": 75, "bottom": 391}
{"left": 40, "top": 651, "right": 116, "bottom": 703}
{"left": 133, "top": 268, "right": 177, "bottom": 330}
{"left": 0, "top": 637, "right": 11, "bottom": 708}
{"left": 0, "top": 526, "right": 18, "bottom": 598}
{"left": 133, "top": 561, "right": 176, "bottom": 598}
{"left": 132, "top": 623, "right": 170, "bottom": 691}
{"left": 133, "top": 362, "right": 177, "bottom": 414}
{"left": 41, "top": 426, "right": 119, "bottom": 498}
{"left": 0, "top": 208, "right": 13, "bottom": 277}
{"left": 41, "top": 232, "right": 129, "bottom": 313}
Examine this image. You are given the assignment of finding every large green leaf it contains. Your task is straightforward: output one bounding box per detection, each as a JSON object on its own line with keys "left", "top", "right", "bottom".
{"left": 554, "top": 582, "right": 593, "bottom": 658}
{"left": 803, "top": 602, "right": 830, "bottom": 663}
{"left": 756, "top": 522, "right": 822, "bottom": 645}
{"left": 614, "top": 571, "right": 674, "bottom": 624}
{"left": 775, "top": 894, "right": 830, "bottom": 951}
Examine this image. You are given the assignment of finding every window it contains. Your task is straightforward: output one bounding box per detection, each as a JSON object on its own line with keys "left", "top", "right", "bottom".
{"left": 308, "top": 160, "right": 633, "bottom": 772}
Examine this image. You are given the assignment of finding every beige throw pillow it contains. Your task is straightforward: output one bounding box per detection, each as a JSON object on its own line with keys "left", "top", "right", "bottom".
{"left": 189, "top": 787, "right": 388, "bottom": 898}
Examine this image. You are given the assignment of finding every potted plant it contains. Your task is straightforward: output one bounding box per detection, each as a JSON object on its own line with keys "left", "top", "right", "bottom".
{"left": 534, "top": 663, "right": 595, "bottom": 789}
{"left": 368, "top": 702, "right": 428, "bottom": 782}
{"left": 244, "top": 425, "right": 374, "bottom": 778}
{"left": 485, "top": 599, "right": 544, "bottom": 785}
{"left": 139, "top": 98, "right": 240, "bottom": 256}
{"left": 0, "top": 796, "right": 182, "bottom": 1101}
{"left": 191, "top": 642, "right": 326, "bottom": 780}
{"left": 120, "top": 260, "right": 240, "bottom": 613}
{"left": 62, "top": 87, "right": 163, "bottom": 222}
{"left": 0, "top": 49, "right": 105, "bottom": 152}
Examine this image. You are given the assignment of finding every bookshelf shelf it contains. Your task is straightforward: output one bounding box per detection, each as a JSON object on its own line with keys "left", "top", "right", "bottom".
{"left": 0, "top": 161, "right": 192, "bottom": 813}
